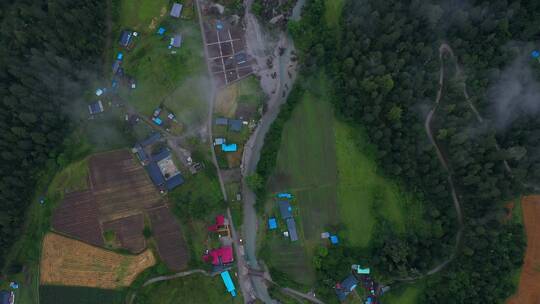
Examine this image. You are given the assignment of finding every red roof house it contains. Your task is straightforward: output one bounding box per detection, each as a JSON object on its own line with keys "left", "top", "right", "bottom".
{"left": 203, "top": 246, "right": 234, "bottom": 265}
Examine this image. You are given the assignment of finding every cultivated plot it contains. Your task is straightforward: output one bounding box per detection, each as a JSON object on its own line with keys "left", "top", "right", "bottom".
{"left": 40, "top": 233, "right": 155, "bottom": 289}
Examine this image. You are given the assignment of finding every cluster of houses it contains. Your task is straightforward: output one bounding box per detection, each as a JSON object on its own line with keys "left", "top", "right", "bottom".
{"left": 133, "top": 133, "right": 184, "bottom": 192}
{"left": 335, "top": 265, "right": 388, "bottom": 303}
{"left": 202, "top": 215, "right": 237, "bottom": 298}
{"left": 268, "top": 193, "right": 298, "bottom": 242}
{"left": 214, "top": 117, "right": 246, "bottom": 153}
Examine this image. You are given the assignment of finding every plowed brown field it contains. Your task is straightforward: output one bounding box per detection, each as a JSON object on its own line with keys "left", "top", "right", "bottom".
{"left": 40, "top": 233, "right": 155, "bottom": 289}
{"left": 508, "top": 195, "right": 540, "bottom": 304}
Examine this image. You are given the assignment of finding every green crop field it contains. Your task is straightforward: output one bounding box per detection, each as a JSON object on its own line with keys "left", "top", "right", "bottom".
{"left": 40, "top": 285, "right": 123, "bottom": 304}
{"left": 134, "top": 274, "right": 243, "bottom": 304}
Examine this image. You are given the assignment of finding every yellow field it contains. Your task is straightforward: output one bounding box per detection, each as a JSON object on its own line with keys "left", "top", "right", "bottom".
{"left": 40, "top": 233, "right": 155, "bottom": 289}
{"left": 215, "top": 84, "right": 239, "bottom": 117}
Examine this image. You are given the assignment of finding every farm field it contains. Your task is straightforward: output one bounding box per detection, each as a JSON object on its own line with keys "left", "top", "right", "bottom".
{"left": 40, "top": 285, "right": 123, "bottom": 304}
{"left": 508, "top": 195, "right": 540, "bottom": 304}
{"left": 134, "top": 274, "right": 243, "bottom": 304}
{"left": 40, "top": 233, "right": 155, "bottom": 288}
{"left": 113, "top": 0, "right": 209, "bottom": 133}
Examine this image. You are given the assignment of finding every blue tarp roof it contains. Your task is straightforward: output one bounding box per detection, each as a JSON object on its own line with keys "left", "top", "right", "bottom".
{"left": 165, "top": 174, "right": 184, "bottom": 191}
{"left": 532, "top": 50, "right": 540, "bottom": 58}
{"left": 117, "top": 52, "right": 123, "bottom": 60}
{"left": 220, "top": 271, "right": 236, "bottom": 297}
{"left": 147, "top": 162, "right": 165, "bottom": 186}
{"left": 221, "top": 143, "right": 237, "bottom": 152}
{"left": 286, "top": 218, "right": 298, "bottom": 241}
{"left": 278, "top": 201, "right": 292, "bottom": 219}
{"left": 119, "top": 30, "right": 132, "bottom": 47}
{"left": 140, "top": 133, "right": 161, "bottom": 147}
{"left": 277, "top": 193, "right": 292, "bottom": 199}
{"left": 215, "top": 117, "right": 229, "bottom": 125}
{"left": 152, "top": 149, "right": 170, "bottom": 163}
{"left": 330, "top": 235, "right": 339, "bottom": 244}
{"left": 170, "top": 3, "right": 183, "bottom": 18}
{"left": 268, "top": 218, "right": 277, "bottom": 230}
{"left": 157, "top": 27, "right": 166, "bottom": 35}
{"left": 228, "top": 119, "right": 242, "bottom": 132}
{"left": 153, "top": 117, "right": 163, "bottom": 125}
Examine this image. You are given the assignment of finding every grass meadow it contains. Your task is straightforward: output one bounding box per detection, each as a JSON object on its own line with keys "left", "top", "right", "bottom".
{"left": 133, "top": 274, "right": 243, "bottom": 304}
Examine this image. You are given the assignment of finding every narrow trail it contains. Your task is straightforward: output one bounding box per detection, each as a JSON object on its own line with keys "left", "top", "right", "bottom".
{"left": 398, "top": 43, "right": 466, "bottom": 282}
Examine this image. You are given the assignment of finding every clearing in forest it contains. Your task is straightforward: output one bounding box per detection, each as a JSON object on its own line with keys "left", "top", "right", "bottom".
{"left": 508, "top": 195, "right": 540, "bottom": 304}
{"left": 40, "top": 233, "right": 155, "bottom": 289}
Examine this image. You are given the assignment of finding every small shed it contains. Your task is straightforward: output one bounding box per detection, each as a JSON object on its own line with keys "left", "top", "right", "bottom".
{"left": 157, "top": 27, "right": 166, "bottom": 35}
{"left": 321, "top": 232, "right": 330, "bottom": 239}
{"left": 170, "top": 34, "right": 182, "bottom": 48}
{"left": 220, "top": 271, "right": 237, "bottom": 297}
{"left": 214, "top": 138, "right": 226, "bottom": 146}
{"left": 95, "top": 88, "right": 104, "bottom": 96}
{"left": 152, "top": 117, "right": 163, "bottom": 125}
{"left": 228, "top": 119, "right": 243, "bottom": 132}
{"left": 286, "top": 218, "right": 298, "bottom": 241}
{"left": 88, "top": 100, "right": 104, "bottom": 115}
{"left": 330, "top": 235, "right": 339, "bottom": 245}
{"left": 117, "top": 52, "right": 123, "bottom": 60}
{"left": 357, "top": 267, "right": 370, "bottom": 275}
{"left": 112, "top": 59, "right": 122, "bottom": 74}
{"left": 215, "top": 117, "right": 229, "bottom": 125}
{"left": 277, "top": 193, "right": 293, "bottom": 199}
{"left": 119, "top": 30, "right": 133, "bottom": 47}
{"left": 268, "top": 218, "right": 277, "bottom": 230}
{"left": 221, "top": 143, "right": 237, "bottom": 152}
{"left": 170, "top": 3, "right": 183, "bottom": 18}
{"left": 278, "top": 201, "right": 292, "bottom": 219}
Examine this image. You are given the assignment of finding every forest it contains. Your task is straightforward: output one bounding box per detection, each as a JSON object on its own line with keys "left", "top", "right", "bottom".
{"left": 281, "top": 0, "right": 540, "bottom": 302}
{"left": 0, "top": 0, "right": 106, "bottom": 267}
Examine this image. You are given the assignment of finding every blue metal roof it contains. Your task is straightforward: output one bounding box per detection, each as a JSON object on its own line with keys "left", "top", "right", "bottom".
{"left": 228, "top": 119, "right": 242, "bottom": 132}
{"left": 88, "top": 101, "right": 104, "bottom": 114}
{"left": 215, "top": 117, "right": 229, "bottom": 125}
{"left": 165, "top": 174, "right": 184, "bottom": 191}
{"left": 268, "top": 218, "right": 277, "bottom": 230}
{"left": 135, "top": 145, "right": 149, "bottom": 162}
{"left": 140, "top": 133, "right": 161, "bottom": 147}
{"left": 286, "top": 218, "right": 298, "bottom": 241}
{"left": 170, "top": 3, "right": 183, "bottom": 18}
{"left": 119, "top": 31, "right": 132, "bottom": 47}
{"left": 0, "top": 291, "right": 11, "bottom": 304}
{"left": 147, "top": 162, "right": 165, "bottom": 186}
{"left": 152, "top": 149, "right": 170, "bottom": 163}
{"left": 336, "top": 275, "right": 358, "bottom": 301}
{"left": 220, "top": 271, "right": 236, "bottom": 297}
{"left": 221, "top": 143, "right": 237, "bottom": 152}
{"left": 278, "top": 201, "right": 292, "bottom": 219}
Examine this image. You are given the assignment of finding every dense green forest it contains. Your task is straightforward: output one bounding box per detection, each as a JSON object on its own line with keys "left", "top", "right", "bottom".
{"left": 0, "top": 0, "right": 106, "bottom": 267}
{"left": 279, "top": 0, "right": 540, "bottom": 302}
